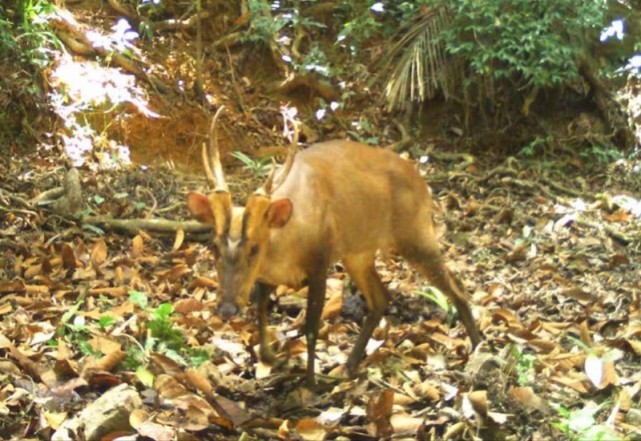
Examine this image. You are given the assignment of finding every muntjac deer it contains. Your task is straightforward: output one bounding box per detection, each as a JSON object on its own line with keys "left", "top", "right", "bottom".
{"left": 188, "top": 109, "right": 482, "bottom": 385}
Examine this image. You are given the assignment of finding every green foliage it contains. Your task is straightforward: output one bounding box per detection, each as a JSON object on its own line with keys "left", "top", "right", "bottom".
{"left": 135, "top": 365, "right": 155, "bottom": 387}
{"left": 244, "top": 0, "right": 287, "bottom": 45}
{"left": 57, "top": 301, "right": 101, "bottom": 356}
{"left": 347, "top": 117, "right": 379, "bottom": 145}
{"left": 15, "top": 0, "right": 60, "bottom": 68}
{"left": 98, "top": 314, "right": 117, "bottom": 330}
{"left": 553, "top": 402, "right": 621, "bottom": 441}
{"left": 296, "top": 43, "right": 333, "bottom": 77}
{"left": 510, "top": 346, "right": 536, "bottom": 385}
{"left": 127, "top": 290, "right": 203, "bottom": 366}
{"left": 129, "top": 289, "right": 149, "bottom": 309}
{"left": 433, "top": 0, "right": 607, "bottom": 88}
{"left": 417, "top": 287, "right": 452, "bottom": 315}
{"left": 230, "top": 151, "right": 273, "bottom": 176}
{"left": 124, "top": 345, "right": 146, "bottom": 370}
{"left": 0, "top": 6, "right": 17, "bottom": 56}
{"left": 580, "top": 144, "right": 622, "bottom": 165}
{"left": 518, "top": 135, "right": 553, "bottom": 157}
{"left": 336, "top": 1, "right": 384, "bottom": 51}
{"left": 130, "top": 291, "right": 184, "bottom": 354}
{"left": 147, "top": 303, "right": 184, "bottom": 353}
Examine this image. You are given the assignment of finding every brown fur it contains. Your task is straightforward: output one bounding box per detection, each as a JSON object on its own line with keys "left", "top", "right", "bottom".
{"left": 188, "top": 140, "right": 482, "bottom": 385}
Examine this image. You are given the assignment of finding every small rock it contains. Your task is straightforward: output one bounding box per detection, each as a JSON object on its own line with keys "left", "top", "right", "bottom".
{"left": 52, "top": 383, "right": 142, "bottom": 441}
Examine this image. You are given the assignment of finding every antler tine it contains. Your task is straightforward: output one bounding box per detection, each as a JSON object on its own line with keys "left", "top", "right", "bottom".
{"left": 255, "top": 158, "right": 277, "bottom": 196}
{"left": 208, "top": 105, "right": 228, "bottom": 192}
{"left": 201, "top": 141, "right": 216, "bottom": 188}
{"left": 255, "top": 110, "right": 300, "bottom": 197}
{"left": 271, "top": 119, "right": 299, "bottom": 190}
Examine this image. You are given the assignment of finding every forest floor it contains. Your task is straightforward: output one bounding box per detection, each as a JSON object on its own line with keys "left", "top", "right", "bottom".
{"left": 2, "top": 2, "right": 641, "bottom": 441}
{"left": 2, "top": 136, "right": 641, "bottom": 440}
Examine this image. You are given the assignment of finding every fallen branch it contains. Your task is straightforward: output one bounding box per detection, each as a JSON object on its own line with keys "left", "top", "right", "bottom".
{"left": 83, "top": 216, "right": 211, "bottom": 237}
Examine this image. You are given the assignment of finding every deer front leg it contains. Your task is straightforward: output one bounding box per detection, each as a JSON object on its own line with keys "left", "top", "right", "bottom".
{"left": 255, "top": 282, "right": 278, "bottom": 364}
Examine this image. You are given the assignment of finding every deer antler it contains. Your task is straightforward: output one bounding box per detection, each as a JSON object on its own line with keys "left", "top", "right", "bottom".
{"left": 202, "top": 105, "right": 228, "bottom": 192}
{"left": 256, "top": 113, "right": 300, "bottom": 196}
{"left": 272, "top": 119, "right": 298, "bottom": 190}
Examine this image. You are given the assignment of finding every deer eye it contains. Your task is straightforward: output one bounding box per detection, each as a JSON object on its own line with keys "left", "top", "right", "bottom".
{"left": 249, "top": 244, "right": 260, "bottom": 257}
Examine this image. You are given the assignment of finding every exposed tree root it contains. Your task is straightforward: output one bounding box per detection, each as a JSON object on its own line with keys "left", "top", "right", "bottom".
{"left": 579, "top": 58, "right": 636, "bottom": 150}
{"left": 154, "top": 11, "right": 210, "bottom": 32}
{"left": 274, "top": 73, "right": 337, "bottom": 101}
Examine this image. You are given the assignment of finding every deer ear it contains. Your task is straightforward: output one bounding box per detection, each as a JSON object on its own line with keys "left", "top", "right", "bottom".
{"left": 187, "top": 192, "right": 215, "bottom": 224}
{"left": 266, "top": 198, "right": 293, "bottom": 228}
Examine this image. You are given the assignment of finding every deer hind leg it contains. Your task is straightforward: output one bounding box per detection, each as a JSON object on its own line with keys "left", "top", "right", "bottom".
{"left": 343, "top": 253, "right": 391, "bottom": 376}
{"left": 399, "top": 236, "right": 482, "bottom": 348}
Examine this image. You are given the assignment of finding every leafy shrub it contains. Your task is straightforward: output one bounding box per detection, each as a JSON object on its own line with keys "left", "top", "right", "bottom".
{"left": 434, "top": 0, "right": 607, "bottom": 88}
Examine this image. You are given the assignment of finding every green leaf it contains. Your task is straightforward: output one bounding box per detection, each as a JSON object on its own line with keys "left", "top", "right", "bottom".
{"left": 98, "top": 315, "right": 117, "bottom": 329}
{"left": 189, "top": 349, "right": 210, "bottom": 367}
{"left": 153, "top": 303, "right": 174, "bottom": 320}
{"left": 417, "top": 287, "right": 451, "bottom": 313}
{"left": 60, "top": 300, "right": 83, "bottom": 326}
{"left": 136, "top": 366, "right": 155, "bottom": 388}
{"left": 129, "top": 290, "right": 148, "bottom": 309}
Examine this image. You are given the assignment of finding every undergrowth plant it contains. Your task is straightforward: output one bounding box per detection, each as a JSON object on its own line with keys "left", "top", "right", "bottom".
{"left": 231, "top": 151, "right": 273, "bottom": 176}
{"left": 15, "top": 0, "right": 60, "bottom": 68}
{"left": 553, "top": 402, "right": 621, "bottom": 441}
{"left": 435, "top": 0, "right": 606, "bottom": 88}
{"left": 125, "top": 290, "right": 209, "bottom": 369}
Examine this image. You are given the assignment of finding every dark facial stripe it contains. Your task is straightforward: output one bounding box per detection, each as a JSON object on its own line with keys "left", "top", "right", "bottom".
{"left": 241, "top": 209, "right": 250, "bottom": 242}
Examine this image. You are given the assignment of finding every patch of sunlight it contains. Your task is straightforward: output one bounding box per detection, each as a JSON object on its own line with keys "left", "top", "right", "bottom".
{"left": 50, "top": 54, "right": 158, "bottom": 118}
{"left": 612, "top": 194, "right": 641, "bottom": 218}
{"left": 48, "top": 51, "right": 158, "bottom": 168}
{"left": 600, "top": 19, "right": 625, "bottom": 42}
{"left": 625, "top": 55, "right": 641, "bottom": 73}
{"left": 569, "top": 198, "right": 588, "bottom": 212}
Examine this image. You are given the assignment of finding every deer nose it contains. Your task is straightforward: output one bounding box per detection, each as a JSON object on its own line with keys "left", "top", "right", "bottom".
{"left": 218, "top": 302, "right": 239, "bottom": 320}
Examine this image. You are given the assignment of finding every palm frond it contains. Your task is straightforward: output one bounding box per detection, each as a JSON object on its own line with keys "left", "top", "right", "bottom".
{"left": 380, "top": 8, "right": 463, "bottom": 111}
